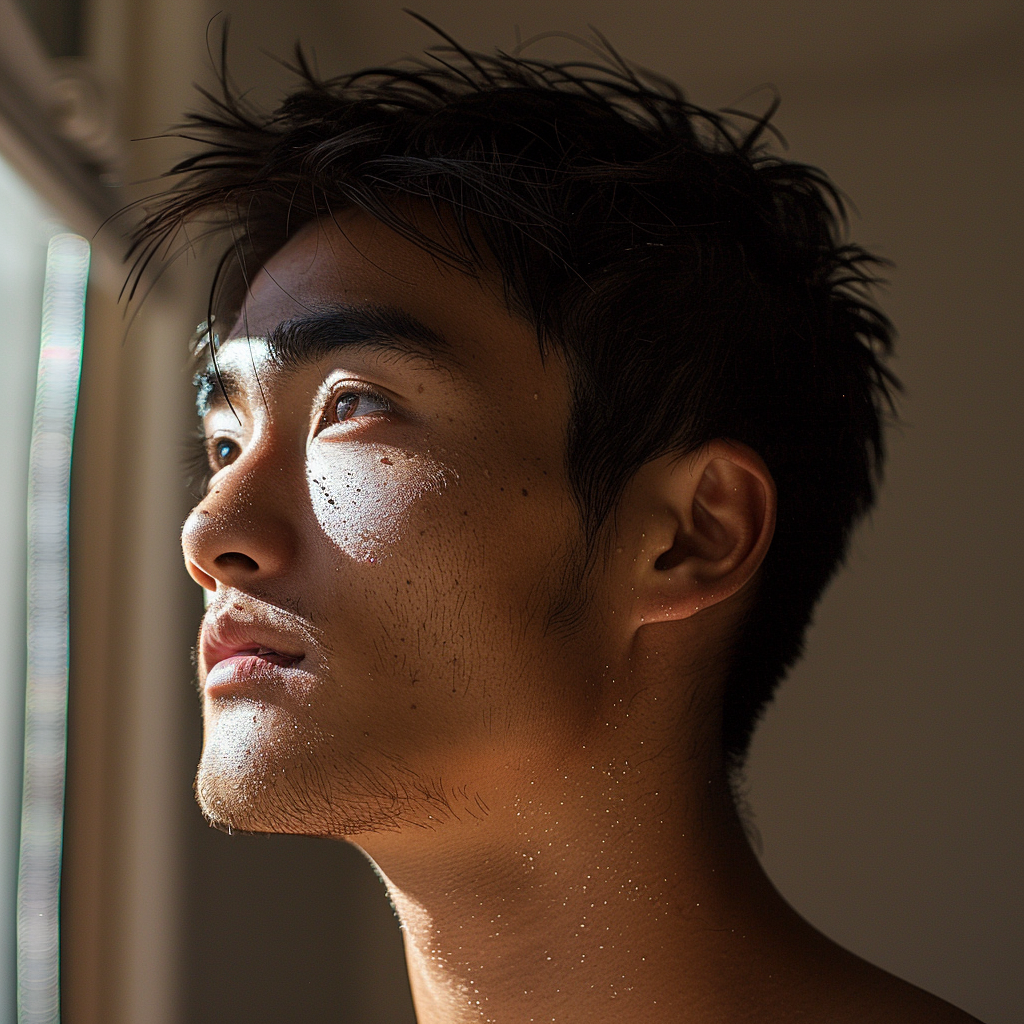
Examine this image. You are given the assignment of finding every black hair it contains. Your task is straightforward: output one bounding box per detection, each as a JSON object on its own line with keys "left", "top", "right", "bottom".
{"left": 128, "top": 21, "right": 899, "bottom": 774}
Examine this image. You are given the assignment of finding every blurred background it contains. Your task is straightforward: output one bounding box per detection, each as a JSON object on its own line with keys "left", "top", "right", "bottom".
{"left": 0, "top": 0, "right": 1020, "bottom": 1022}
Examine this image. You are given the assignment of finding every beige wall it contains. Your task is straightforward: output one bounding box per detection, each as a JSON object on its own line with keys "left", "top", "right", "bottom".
{"left": 740, "top": 45, "right": 1023, "bottom": 1024}
{"left": 50, "top": 3, "right": 1022, "bottom": 1023}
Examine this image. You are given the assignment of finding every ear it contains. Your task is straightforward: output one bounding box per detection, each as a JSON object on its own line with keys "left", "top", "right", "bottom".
{"left": 617, "top": 441, "right": 776, "bottom": 628}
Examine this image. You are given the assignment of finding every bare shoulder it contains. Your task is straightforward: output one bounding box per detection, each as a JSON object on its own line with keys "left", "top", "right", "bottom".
{"left": 758, "top": 968, "right": 984, "bottom": 1024}
{"left": 847, "top": 978, "right": 986, "bottom": 1024}
{"left": 792, "top": 939, "right": 986, "bottom": 1024}
{"left": 725, "top": 908, "right": 988, "bottom": 1024}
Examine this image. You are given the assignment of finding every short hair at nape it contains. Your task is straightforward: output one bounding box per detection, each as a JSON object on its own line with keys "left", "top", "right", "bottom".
{"left": 129, "top": 19, "right": 899, "bottom": 775}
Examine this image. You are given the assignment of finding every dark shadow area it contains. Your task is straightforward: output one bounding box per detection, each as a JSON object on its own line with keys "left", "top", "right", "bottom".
{"left": 184, "top": 825, "right": 416, "bottom": 1024}
{"left": 14, "top": 0, "right": 83, "bottom": 57}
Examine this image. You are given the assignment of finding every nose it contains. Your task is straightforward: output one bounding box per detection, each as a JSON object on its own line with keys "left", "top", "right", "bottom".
{"left": 182, "top": 455, "right": 299, "bottom": 592}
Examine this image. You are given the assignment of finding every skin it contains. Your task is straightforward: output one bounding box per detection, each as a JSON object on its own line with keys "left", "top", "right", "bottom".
{"left": 182, "top": 210, "right": 981, "bottom": 1023}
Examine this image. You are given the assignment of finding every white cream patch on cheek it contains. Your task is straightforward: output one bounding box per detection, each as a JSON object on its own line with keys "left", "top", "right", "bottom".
{"left": 306, "top": 446, "right": 455, "bottom": 561}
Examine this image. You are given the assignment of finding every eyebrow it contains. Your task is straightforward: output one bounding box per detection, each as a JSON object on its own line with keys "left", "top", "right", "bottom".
{"left": 193, "top": 302, "right": 452, "bottom": 415}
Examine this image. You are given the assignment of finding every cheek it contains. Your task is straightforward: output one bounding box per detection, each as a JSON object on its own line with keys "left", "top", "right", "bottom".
{"left": 306, "top": 444, "right": 454, "bottom": 561}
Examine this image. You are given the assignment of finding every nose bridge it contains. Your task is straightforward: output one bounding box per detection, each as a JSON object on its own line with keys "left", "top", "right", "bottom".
{"left": 182, "top": 436, "right": 299, "bottom": 589}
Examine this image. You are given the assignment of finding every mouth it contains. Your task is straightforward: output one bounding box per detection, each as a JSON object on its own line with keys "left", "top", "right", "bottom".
{"left": 203, "top": 648, "right": 306, "bottom": 696}
{"left": 201, "top": 606, "right": 311, "bottom": 696}
{"left": 225, "top": 645, "right": 302, "bottom": 669}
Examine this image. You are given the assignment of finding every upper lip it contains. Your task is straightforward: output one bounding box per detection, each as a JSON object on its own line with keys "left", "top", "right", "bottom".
{"left": 201, "top": 601, "right": 310, "bottom": 673}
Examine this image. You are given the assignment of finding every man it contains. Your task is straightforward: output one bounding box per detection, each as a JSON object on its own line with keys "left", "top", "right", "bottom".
{"left": 131, "top": 31, "right": 982, "bottom": 1023}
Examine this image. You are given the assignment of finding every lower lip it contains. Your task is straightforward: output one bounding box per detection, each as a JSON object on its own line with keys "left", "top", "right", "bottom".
{"left": 204, "top": 654, "right": 304, "bottom": 696}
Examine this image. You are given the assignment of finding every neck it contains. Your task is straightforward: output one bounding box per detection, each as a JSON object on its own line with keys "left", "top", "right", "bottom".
{"left": 354, "top": 689, "right": 801, "bottom": 1024}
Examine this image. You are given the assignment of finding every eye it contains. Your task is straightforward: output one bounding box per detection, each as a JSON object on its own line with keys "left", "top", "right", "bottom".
{"left": 215, "top": 438, "right": 237, "bottom": 463}
{"left": 206, "top": 435, "right": 241, "bottom": 471}
{"left": 323, "top": 387, "right": 391, "bottom": 428}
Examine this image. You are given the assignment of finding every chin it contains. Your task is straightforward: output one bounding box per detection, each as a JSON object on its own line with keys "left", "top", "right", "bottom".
{"left": 195, "top": 699, "right": 328, "bottom": 834}
{"left": 195, "top": 701, "right": 458, "bottom": 838}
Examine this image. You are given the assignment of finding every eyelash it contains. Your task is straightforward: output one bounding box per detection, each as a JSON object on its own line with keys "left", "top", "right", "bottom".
{"left": 184, "top": 428, "right": 237, "bottom": 499}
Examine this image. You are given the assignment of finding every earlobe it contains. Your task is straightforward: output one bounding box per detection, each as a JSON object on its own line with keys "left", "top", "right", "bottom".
{"left": 627, "top": 442, "right": 776, "bottom": 627}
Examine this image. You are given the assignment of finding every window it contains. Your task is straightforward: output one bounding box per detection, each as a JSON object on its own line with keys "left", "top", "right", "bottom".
{"left": 0, "top": 153, "right": 62, "bottom": 1024}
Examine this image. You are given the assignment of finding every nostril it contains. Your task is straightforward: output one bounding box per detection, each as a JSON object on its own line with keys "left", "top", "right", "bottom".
{"left": 214, "top": 551, "right": 260, "bottom": 573}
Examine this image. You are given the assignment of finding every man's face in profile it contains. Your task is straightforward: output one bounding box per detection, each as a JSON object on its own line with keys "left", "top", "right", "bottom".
{"left": 184, "top": 211, "right": 610, "bottom": 837}
{"left": 158, "top": 37, "right": 987, "bottom": 1019}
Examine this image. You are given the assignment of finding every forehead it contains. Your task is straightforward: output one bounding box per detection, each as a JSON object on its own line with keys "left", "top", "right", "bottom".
{"left": 223, "top": 210, "right": 536, "bottom": 377}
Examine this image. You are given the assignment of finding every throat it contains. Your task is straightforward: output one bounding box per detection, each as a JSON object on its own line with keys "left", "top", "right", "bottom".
{"left": 358, "top": 765, "right": 763, "bottom": 1024}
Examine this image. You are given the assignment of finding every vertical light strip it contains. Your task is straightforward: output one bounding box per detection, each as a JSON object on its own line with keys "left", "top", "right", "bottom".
{"left": 17, "top": 234, "right": 90, "bottom": 1024}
